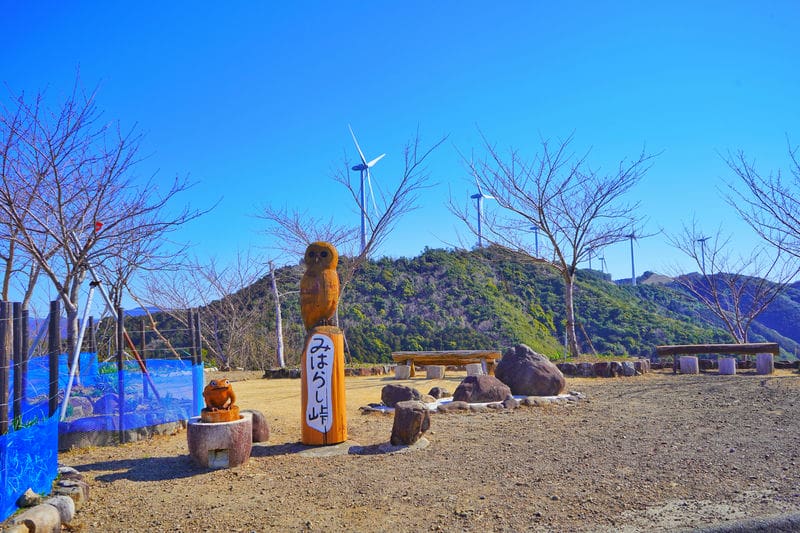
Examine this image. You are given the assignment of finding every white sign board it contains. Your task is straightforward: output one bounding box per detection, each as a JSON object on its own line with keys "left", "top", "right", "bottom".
{"left": 305, "top": 333, "right": 334, "bottom": 433}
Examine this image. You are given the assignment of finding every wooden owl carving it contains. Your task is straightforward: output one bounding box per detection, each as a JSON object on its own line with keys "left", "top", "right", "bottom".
{"left": 300, "top": 241, "right": 340, "bottom": 331}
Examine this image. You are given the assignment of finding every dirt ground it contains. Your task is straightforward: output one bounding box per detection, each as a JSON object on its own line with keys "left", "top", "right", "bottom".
{"left": 45, "top": 368, "right": 800, "bottom": 532}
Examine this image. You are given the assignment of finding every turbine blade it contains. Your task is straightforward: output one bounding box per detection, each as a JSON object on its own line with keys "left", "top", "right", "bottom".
{"left": 367, "top": 153, "right": 386, "bottom": 167}
{"left": 366, "top": 169, "right": 379, "bottom": 216}
{"left": 475, "top": 176, "right": 485, "bottom": 196}
{"left": 348, "top": 124, "right": 368, "bottom": 165}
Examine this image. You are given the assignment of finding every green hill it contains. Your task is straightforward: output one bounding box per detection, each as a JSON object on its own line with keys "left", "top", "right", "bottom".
{"left": 145, "top": 246, "right": 800, "bottom": 367}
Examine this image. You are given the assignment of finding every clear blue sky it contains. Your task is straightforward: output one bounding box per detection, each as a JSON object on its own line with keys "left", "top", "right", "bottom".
{"left": 3, "top": 2, "right": 799, "bottom": 302}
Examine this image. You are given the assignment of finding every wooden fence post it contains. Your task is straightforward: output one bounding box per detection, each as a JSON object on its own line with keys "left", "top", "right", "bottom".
{"left": 21, "top": 307, "right": 30, "bottom": 410}
{"left": 12, "top": 302, "right": 23, "bottom": 422}
{"left": 0, "top": 301, "right": 11, "bottom": 433}
{"left": 116, "top": 306, "right": 125, "bottom": 444}
{"left": 48, "top": 300, "right": 61, "bottom": 418}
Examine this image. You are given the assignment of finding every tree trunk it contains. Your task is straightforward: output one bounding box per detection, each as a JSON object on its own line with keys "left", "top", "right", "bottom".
{"left": 563, "top": 272, "right": 580, "bottom": 357}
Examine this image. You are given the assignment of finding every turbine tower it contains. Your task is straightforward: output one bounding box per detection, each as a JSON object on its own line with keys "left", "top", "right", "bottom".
{"left": 348, "top": 125, "right": 385, "bottom": 253}
{"left": 470, "top": 179, "right": 494, "bottom": 248}
{"left": 697, "top": 236, "right": 710, "bottom": 272}
{"left": 627, "top": 233, "right": 637, "bottom": 286}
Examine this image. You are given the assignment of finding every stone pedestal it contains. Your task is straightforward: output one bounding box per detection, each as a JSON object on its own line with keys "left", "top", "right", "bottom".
{"left": 187, "top": 412, "right": 252, "bottom": 469}
{"left": 718, "top": 357, "right": 737, "bottom": 375}
{"left": 679, "top": 356, "right": 699, "bottom": 374}
{"left": 394, "top": 365, "right": 411, "bottom": 380}
{"left": 756, "top": 353, "right": 774, "bottom": 375}
{"left": 425, "top": 365, "right": 446, "bottom": 379}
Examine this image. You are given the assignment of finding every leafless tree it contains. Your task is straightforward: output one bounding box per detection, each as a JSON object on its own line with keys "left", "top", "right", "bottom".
{"left": 667, "top": 220, "right": 798, "bottom": 343}
{"left": 451, "top": 133, "right": 655, "bottom": 357}
{"left": 140, "top": 251, "right": 270, "bottom": 370}
{"left": 725, "top": 139, "right": 800, "bottom": 258}
{"left": 257, "top": 130, "right": 446, "bottom": 360}
{"left": 0, "top": 80, "right": 205, "bottom": 357}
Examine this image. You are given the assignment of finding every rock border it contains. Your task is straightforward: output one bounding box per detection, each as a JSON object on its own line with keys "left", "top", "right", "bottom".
{"left": 359, "top": 391, "right": 586, "bottom": 415}
{"left": 6, "top": 465, "right": 90, "bottom": 532}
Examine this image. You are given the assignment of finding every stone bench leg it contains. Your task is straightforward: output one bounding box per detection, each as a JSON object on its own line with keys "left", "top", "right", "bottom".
{"left": 466, "top": 363, "right": 484, "bottom": 376}
{"left": 718, "top": 357, "right": 736, "bottom": 375}
{"left": 394, "top": 365, "right": 411, "bottom": 379}
{"left": 426, "top": 365, "right": 446, "bottom": 379}
{"left": 756, "top": 353, "right": 774, "bottom": 375}
{"left": 679, "top": 356, "right": 699, "bottom": 374}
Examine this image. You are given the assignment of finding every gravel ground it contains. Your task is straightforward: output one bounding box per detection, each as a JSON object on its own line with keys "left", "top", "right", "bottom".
{"left": 45, "top": 369, "right": 800, "bottom": 532}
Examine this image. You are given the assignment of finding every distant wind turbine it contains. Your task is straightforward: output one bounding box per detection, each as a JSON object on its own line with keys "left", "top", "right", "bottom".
{"left": 470, "top": 179, "right": 494, "bottom": 248}
{"left": 696, "top": 236, "right": 710, "bottom": 272}
{"left": 348, "top": 125, "right": 385, "bottom": 253}
{"left": 531, "top": 225, "right": 540, "bottom": 257}
{"left": 599, "top": 255, "right": 608, "bottom": 274}
{"left": 627, "top": 232, "right": 638, "bottom": 285}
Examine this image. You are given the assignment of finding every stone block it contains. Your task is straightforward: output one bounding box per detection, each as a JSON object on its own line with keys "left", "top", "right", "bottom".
{"left": 679, "top": 356, "right": 699, "bottom": 374}
{"left": 425, "top": 365, "right": 446, "bottom": 379}
{"left": 719, "top": 357, "right": 736, "bottom": 375}
{"left": 394, "top": 365, "right": 411, "bottom": 379}
{"left": 12, "top": 504, "right": 61, "bottom": 533}
{"left": 465, "top": 363, "right": 484, "bottom": 376}
{"left": 756, "top": 353, "right": 774, "bottom": 375}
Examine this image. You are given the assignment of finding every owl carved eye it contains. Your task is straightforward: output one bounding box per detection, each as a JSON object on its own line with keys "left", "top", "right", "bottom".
{"left": 320, "top": 251, "right": 328, "bottom": 257}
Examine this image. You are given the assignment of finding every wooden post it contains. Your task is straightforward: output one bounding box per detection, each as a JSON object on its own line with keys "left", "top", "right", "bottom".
{"left": 48, "top": 300, "right": 61, "bottom": 418}
{"left": 13, "top": 302, "right": 23, "bottom": 422}
{"left": 21, "top": 307, "right": 30, "bottom": 408}
{"left": 301, "top": 325, "right": 347, "bottom": 445}
{"left": 0, "top": 301, "right": 11, "bottom": 433}
{"left": 140, "top": 317, "right": 148, "bottom": 400}
{"left": 116, "top": 306, "right": 125, "bottom": 444}
{"left": 88, "top": 316, "right": 96, "bottom": 354}
{"left": 193, "top": 310, "right": 202, "bottom": 366}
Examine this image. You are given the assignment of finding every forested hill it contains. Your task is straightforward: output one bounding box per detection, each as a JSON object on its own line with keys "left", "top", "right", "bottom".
{"left": 211, "top": 246, "right": 800, "bottom": 364}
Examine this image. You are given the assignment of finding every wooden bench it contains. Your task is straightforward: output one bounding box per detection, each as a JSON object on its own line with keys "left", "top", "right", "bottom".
{"left": 391, "top": 350, "right": 501, "bottom": 378}
{"left": 655, "top": 342, "right": 780, "bottom": 373}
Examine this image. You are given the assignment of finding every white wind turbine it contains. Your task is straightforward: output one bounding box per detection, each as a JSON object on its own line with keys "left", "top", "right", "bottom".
{"left": 348, "top": 125, "right": 385, "bottom": 253}
{"left": 471, "top": 179, "right": 494, "bottom": 248}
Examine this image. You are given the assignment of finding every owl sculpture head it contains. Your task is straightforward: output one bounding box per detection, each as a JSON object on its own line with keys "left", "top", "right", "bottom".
{"left": 304, "top": 241, "right": 339, "bottom": 271}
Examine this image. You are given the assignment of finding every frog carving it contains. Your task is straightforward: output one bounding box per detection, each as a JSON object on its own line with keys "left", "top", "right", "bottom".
{"left": 203, "top": 378, "right": 237, "bottom": 410}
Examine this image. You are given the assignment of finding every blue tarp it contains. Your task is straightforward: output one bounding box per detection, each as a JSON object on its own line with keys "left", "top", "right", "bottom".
{"left": 0, "top": 413, "right": 58, "bottom": 522}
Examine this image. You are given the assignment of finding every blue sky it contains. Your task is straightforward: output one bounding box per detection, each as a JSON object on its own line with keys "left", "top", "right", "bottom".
{"left": 2, "top": 1, "right": 799, "bottom": 309}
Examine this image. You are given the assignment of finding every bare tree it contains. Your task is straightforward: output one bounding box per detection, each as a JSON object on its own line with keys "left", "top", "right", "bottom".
{"left": 140, "top": 251, "right": 270, "bottom": 370}
{"left": 725, "top": 139, "right": 800, "bottom": 257}
{"left": 257, "top": 130, "right": 446, "bottom": 360}
{"left": 667, "top": 221, "right": 798, "bottom": 343}
{"left": 0, "top": 80, "right": 205, "bottom": 357}
{"left": 451, "top": 133, "right": 655, "bottom": 357}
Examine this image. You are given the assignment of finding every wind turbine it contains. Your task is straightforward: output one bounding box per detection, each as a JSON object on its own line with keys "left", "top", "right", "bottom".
{"left": 470, "top": 179, "right": 494, "bottom": 248}
{"left": 627, "top": 233, "right": 638, "bottom": 286}
{"left": 599, "top": 255, "right": 608, "bottom": 274}
{"left": 697, "top": 236, "right": 710, "bottom": 272}
{"left": 348, "top": 125, "right": 385, "bottom": 253}
{"left": 530, "top": 225, "right": 540, "bottom": 257}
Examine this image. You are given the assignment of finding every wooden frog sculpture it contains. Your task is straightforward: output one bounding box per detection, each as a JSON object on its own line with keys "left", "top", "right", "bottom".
{"left": 203, "top": 378, "right": 237, "bottom": 411}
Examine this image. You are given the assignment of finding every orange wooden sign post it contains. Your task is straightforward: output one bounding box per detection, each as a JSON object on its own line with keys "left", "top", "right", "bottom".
{"left": 301, "top": 325, "right": 347, "bottom": 445}
{"left": 299, "top": 242, "right": 347, "bottom": 445}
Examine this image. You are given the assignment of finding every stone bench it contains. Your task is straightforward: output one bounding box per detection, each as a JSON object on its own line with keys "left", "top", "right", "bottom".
{"left": 391, "top": 350, "right": 501, "bottom": 378}
{"left": 655, "top": 343, "right": 779, "bottom": 375}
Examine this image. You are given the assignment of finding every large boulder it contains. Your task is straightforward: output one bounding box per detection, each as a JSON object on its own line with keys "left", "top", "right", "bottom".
{"left": 452, "top": 375, "right": 511, "bottom": 403}
{"left": 390, "top": 400, "right": 430, "bottom": 445}
{"left": 381, "top": 384, "right": 421, "bottom": 407}
{"left": 495, "top": 344, "right": 566, "bottom": 396}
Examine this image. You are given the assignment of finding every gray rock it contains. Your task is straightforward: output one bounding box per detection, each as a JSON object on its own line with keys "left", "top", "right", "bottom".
{"left": 390, "top": 400, "right": 430, "bottom": 445}
{"left": 420, "top": 394, "right": 436, "bottom": 404}
{"left": 17, "top": 488, "right": 41, "bottom": 507}
{"left": 453, "top": 375, "right": 512, "bottom": 403}
{"left": 621, "top": 361, "right": 636, "bottom": 377}
{"left": 502, "top": 398, "right": 520, "bottom": 409}
{"left": 12, "top": 503, "right": 61, "bottom": 532}
{"left": 381, "top": 384, "right": 422, "bottom": 408}
{"left": 66, "top": 396, "right": 93, "bottom": 418}
{"left": 495, "top": 344, "right": 566, "bottom": 396}
{"left": 437, "top": 401, "right": 470, "bottom": 413}
{"left": 428, "top": 386, "right": 451, "bottom": 399}
{"left": 44, "top": 495, "right": 76, "bottom": 524}
{"left": 242, "top": 409, "right": 270, "bottom": 442}
{"left": 53, "top": 479, "right": 90, "bottom": 510}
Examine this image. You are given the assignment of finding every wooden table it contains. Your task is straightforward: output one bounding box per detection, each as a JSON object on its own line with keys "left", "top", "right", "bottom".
{"left": 391, "top": 350, "right": 502, "bottom": 377}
